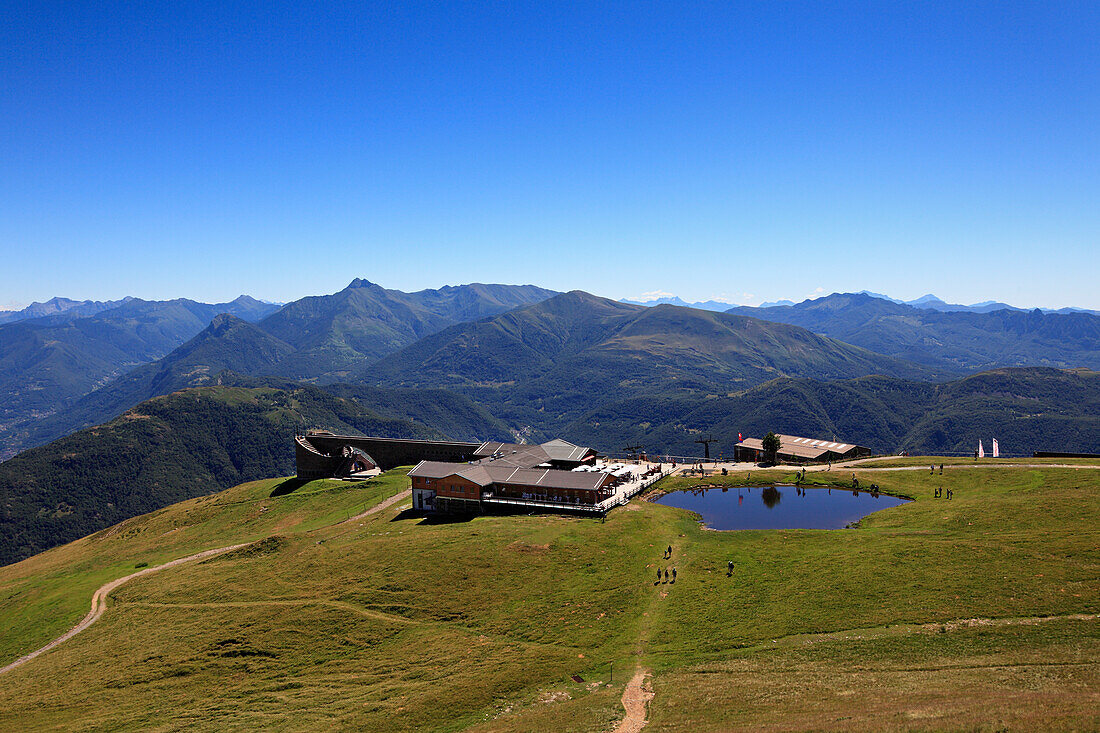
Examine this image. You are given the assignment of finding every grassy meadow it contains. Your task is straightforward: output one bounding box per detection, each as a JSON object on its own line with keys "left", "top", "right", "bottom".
{"left": 0, "top": 459, "right": 1096, "bottom": 730}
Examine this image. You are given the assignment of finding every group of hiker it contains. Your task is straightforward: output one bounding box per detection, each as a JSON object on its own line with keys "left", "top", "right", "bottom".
{"left": 656, "top": 544, "right": 677, "bottom": 584}
{"left": 654, "top": 545, "right": 739, "bottom": 584}
{"left": 934, "top": 486, "right": 953, "bottom": 499}
{"left": 931, "top": 464, "right": 944, "bottom": 474}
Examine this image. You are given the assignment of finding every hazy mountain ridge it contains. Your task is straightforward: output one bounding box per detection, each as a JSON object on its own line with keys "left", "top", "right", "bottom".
{"left": 0, "top": 296, "right": 135, "bottom": 325}
{"left": 727, "top": 292, "right": 1100, "bottom": 372}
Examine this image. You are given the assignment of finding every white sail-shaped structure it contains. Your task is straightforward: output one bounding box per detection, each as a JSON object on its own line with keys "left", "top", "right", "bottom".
{"left": 992, "top": 438, "right": 1000, "bottom": 458}
{"left": 978, "top": 440, "right": 985, "bottom": 458}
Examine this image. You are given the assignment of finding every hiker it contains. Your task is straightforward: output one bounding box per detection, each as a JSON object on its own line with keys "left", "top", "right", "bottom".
{"left": 672, "top": 568, "right": 677, "bottom": 583}
{"left": 940, "top": 464, "right": 944, "bottom": 474}
{"left": 931, "top": 464, "right": 935, "bottom": 474}
{"left": 656, "top": 568, "right": 662, "bottom": 584}
{"left": 667, "top": 545, "right": 672, "bottom": 558}
{"left": 947, "top": 488, "right": 953, "bottom": 499}
{"left": 727, "top": 560, "right": 733, "bottom": 576}
{"left": 664, "top": 568, "right": 670, "bottom": 583}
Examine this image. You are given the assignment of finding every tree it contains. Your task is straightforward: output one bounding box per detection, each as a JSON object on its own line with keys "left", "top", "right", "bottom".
{"left": 761, "top": 432, "right": 781, "bottom": 464}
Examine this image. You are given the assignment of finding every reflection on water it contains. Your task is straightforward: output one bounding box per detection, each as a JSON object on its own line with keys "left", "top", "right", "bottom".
{"left": 761, "top": 486, "right": 781, "bottom": 508}
{"left": 656, "top": 485, "right": 909, "bottom": 530}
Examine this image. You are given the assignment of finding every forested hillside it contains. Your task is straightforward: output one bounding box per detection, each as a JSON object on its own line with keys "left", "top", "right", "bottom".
{"left": 0, "top": 384, "right": 442, "bottom": 566}
{"left": 559, "top": 367, "right": 1100, "bottom": 458}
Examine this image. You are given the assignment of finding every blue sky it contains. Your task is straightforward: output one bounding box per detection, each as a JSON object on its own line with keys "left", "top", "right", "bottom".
{"left": 2, "top": 1, "right": 1098, "bottom": 310}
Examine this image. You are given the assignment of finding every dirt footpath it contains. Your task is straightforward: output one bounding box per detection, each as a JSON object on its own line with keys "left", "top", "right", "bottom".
{"left": 615, "top": 668, "right": 654, "bottom": 733}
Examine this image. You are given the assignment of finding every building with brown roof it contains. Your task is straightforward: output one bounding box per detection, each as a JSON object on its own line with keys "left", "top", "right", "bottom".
{"left": 733, "top": 434, "right": 871, "bottom": 464}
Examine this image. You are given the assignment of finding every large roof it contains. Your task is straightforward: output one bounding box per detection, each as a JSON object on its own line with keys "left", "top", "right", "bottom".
{"left": 409, "top": 461, "right": 612, "bottom": 491}
{"left": 472, "top": 439, "right": 594, "bottom": 468}
{"left": 739, "top": 434, "right": 863, "bottom": 460}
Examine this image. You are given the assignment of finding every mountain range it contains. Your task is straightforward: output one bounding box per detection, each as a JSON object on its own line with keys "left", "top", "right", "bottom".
{"left": 358, "top": 290, "right": 940, "bottom": 438}
{"left": 0, "top": 282, "right": 556, "bottom": 458}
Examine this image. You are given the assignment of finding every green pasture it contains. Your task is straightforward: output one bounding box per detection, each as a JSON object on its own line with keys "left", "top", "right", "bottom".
{"left": 0, "top": 460, "right": 1096, "bottom": 730}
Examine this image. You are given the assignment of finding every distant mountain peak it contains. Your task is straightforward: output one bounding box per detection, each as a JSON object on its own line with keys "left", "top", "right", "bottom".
{"left": 346, "top": 278, "right": 378, "bottom": 289}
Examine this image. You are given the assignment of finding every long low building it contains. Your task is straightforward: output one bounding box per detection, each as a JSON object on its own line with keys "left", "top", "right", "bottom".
{"left": 409, "top": 460, "right": 615, "bottom": 513}
{"left": 295, "top": 431, "right": 599, "bottom": 480}
{"left": 734, "top": 434, "right": 871, "bottom": 464}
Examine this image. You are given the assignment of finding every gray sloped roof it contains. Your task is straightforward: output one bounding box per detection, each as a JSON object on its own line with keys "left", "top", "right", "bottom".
{"left": 408, "top": 461, "right": 611, "bottom": 491}
{"left": 471, "top": 439, "right": 593, "bottom": 468}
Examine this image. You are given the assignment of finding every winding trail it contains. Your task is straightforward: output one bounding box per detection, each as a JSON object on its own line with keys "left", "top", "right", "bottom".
{"left": 1, "top": 485, "right": 414, "bottom": 678}
{"left": 0, "top": 544, "right": 247, "bottom": 676}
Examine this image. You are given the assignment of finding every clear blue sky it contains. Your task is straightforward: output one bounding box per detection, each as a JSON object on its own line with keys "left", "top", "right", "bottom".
{"left": 2, "top": 1, "right": 1098, "bottom": 310}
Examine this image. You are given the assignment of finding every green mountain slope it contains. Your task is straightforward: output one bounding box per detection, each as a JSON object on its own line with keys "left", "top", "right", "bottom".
{"left": 559, "top": 367, "right": 1100, "bottom": 457}
{"left": 358, "top": 290, "right": 941, "bottom": 436}
{"left": 727, "top": 292, "right": 1100, "bottom": 372}
{"left": 0, "top": 384, "right": 442, "bottom": 566}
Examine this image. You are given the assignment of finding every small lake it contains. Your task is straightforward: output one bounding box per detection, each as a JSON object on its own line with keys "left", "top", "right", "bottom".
{"left": 656, "top": 485, "right": 909, "bottom": 530}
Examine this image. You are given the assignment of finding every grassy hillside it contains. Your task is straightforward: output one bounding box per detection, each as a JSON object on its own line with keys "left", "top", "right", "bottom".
{"left": 359, "top": 291, "right": 939, "bottom": 437}
{"left": 729, "top": 292, "right": 1100, "bottom": 372}
{"left": 561, "top": 367, "right": 1100, "bottom": 457}
{"left": 0, "top": 385, "right": 442, "bottom": 566}
{"left": 0, "top": 462, "right": 1095, "bottom": 730}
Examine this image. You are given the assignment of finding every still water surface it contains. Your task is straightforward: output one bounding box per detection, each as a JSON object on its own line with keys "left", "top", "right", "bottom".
{"left": 656, "top": 485, "right": 909, "bottom": 530}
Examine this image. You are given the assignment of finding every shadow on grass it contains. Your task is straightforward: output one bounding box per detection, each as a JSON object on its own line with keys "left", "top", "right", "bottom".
{"left": 269, "top": 478, "right": 310, "bottom": 497}
{"left": 390, "top": 509, "right": 475, "bottom": 524}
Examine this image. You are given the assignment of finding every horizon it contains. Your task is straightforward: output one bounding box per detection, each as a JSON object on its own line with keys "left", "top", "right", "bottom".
{"left": 3, "top": 3, "right": 1098, "bottom": 310}
{"left": 2, "top": 280, "right": 1095, "bottom": 316}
